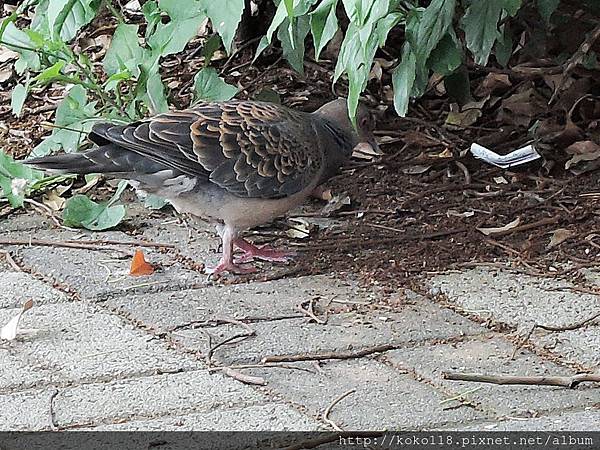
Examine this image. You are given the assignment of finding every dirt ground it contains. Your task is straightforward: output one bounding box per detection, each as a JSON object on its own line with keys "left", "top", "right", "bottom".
{"left": 1, "top": 2, "right": 599, "bottom": 291}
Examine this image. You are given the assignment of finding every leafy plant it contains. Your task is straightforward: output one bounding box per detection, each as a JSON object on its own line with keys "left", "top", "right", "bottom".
{"left": 1, "top": 0, "right": 567, "bottom": 229}
{"left": 0, "top": 0, "right": 243, "bottom": 228}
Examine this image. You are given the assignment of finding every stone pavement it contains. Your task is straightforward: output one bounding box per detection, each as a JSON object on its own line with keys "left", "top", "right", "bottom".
{"left": 1, "top": 209, "right": 599, "bottom": 432}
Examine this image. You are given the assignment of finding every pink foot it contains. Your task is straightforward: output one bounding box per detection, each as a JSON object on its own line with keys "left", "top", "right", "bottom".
{"left": 234, "top": 238, "right": 296, "bottom": 264}
{"left": 205, "top": 260, "right": 257, "bottom": 276}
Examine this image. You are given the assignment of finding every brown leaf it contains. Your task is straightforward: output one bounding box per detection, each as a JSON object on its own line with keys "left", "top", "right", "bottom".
{"left": 547, "top": 228, "right": 575, "bottom": 249}
{"left": 474, "top": 73, "right": 512, "bottom": 97}
{"left": 130, "top": 250, "right": 155, "bottom": 276}
{"left": 497, "top": 86, "right": 547, "bottom": 127}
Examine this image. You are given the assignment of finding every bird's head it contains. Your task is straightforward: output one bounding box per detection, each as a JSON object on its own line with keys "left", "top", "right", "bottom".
{"left": 315, "top": 98, "right": 379, "bottom": 155}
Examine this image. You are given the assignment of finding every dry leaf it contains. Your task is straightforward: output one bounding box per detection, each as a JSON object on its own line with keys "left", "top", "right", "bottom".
{"left": 352, "top": 142, "right": 383, "bottom": 160}
{"left": 42, "top": 190, "right": 66, "bottom": 211}
{"left": 477, "top": 218, "right": 521, "bottom": 236}
{"left": 547, "top": 229, "right": 575, "bottom": 249}
{"left": 130, "top": 250, "right": 155, "bottom": 276}
{"left": 321, "top": 193, "right": 351, "bottom": 216}
{"left": 565, "top": 141, "right": 600, "bottom": 173}
{"left": 447, "top": 210, "right": 475, "bottom": 218}
{"left": 286, "top": 218, "right": 311, "bottom": 239}
{"left": 402, "top": 165, "right": 432, "bottom": 175}
{"left": 474, "top": 73, "right": 511, "bottom": 97}
{"left": 1, "top": 299, "right": 34, "bottom": 341}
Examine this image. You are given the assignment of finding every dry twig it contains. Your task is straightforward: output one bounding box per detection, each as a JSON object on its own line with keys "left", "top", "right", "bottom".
{"left": 443, "top": 371, "right": 600, "bottom": 388}
{"left": 323, "top": 389, "right": 356, "bottom": 431}
{"left": 262, "top": 343, "right": 398, "bottom": 363}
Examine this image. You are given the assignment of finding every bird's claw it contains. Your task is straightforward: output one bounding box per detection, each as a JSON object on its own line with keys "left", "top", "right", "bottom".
{"left": 233, "top": 243, "right": 296, "bottom": 264}
{"left": 204, "top": 261, "right": 257, "bottom": 278}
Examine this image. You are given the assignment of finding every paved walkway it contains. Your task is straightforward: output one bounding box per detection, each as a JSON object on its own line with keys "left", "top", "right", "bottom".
{"left": 1, "top": 209, "right": 599, "bottom": 431}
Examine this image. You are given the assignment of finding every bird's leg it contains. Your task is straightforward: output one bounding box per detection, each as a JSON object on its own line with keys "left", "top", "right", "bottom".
{"left": 233, "top": 237, "right": 296, "bottom": 264}
{"left": 205, "top": 225, "right": 257, "bottom": 276}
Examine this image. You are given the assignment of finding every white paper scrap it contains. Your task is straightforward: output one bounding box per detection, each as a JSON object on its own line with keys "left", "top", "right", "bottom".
{"left": 469, "top": 143, "right": 541, "bottom": 168}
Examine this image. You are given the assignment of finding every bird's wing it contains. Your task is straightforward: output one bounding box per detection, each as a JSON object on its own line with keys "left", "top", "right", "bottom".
{"left": 91, "top": 101, "right": 324, "bottom": 199}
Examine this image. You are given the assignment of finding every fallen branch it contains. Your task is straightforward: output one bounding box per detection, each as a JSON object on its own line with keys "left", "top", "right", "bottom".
{"left": 0, "top": 238, "right": 174, "bottom": 251}
{"left": 262, "top": 343, "right": 398, "bottom": 363}
{"left": 442, "top": 372, "right": 600, "bottom": 388}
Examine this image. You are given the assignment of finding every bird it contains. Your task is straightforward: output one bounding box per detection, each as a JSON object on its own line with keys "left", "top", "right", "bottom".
{"left": 26, "top": 99, "right": 378, "bottom": 276}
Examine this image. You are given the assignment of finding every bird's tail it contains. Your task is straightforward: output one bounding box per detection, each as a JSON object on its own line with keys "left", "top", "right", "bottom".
{"left": 25, "top": 145, "right": 160, "bottom": 175}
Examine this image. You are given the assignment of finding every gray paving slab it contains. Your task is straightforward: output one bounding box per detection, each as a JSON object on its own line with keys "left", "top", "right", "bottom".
{"left": 0, "top": 389, "right": 55, "bottom": 430}
{"left": 0, "top": 211, "right": 50, "bottom": 232}
{"left": 447, "top": 408, "right": 600, "bottom": 431}
{"left": 52, "top": 371, "right": 266, "bottom": 428}
{"left": 172, "top": 299, "right": 486, "bottom": 365}
{"left": 243, "top": 358, "right": 485, "bottom": 429}
{"left": 385, "top": 335, "right": 600, "bottom": 417}
{"left": 9, "top": 228, "right": 201, "bottom": 299}
{"left": 84, "top": 404, "right": 322, "bottom": 430}
{"left": 105, "top": 275, "right": 372, "bottom": 332}
{"left": 0, "top": 271, "right": 67, "bottom": 308}
{"left": 0, "top": 302, "right": 199, "bottom": 391}
{"left": 534, "top": 327, "right": 600, "bottom": 368}
{"left": 429, "top": 268, "right": 598, "bottom": 330}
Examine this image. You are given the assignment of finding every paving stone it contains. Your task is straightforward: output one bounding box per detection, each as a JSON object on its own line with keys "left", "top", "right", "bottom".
{"left": 534, "top": 326, "right": 600, "bottom": 369}
{"left": 85, "top": 404, "right": 322, "bottom": 431}
{"left": 0, "top": 389, "right": 55, "bottom": 430}
{"left": 172, "top": 299, "right": 485, "bottom": 365}
{"left": 429, "top": 268, "right": 598, "bottom": 329}
{"left": 105, "top": 275, "right": 370, "bottom": 332}
{"left": 53, "top": 371, "right": 266, "bottom": 427}
{"left": 0, "top": 271, "right": 67, "bottom": 308}
{"left": 449, "top": 408, "right": 600, "bottom": 431}
{"left": 385, "top": 335, "right": 600, "bottom": 417}
{"left": 0, "top": 302, "right": 199, "bottom": 391}
{"left": 10, "top": 229, "right": 202, "bottom": 299}
{"left": 244, "top": 359, "right": 484, "bottom": 429}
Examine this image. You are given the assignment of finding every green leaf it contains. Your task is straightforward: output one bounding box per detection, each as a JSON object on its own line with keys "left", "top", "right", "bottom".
{"left": 537, "top": 0, "right": 560, "bottom": 23}
{"left": 62, "top": 195, "right": 126, "bottom": 230}
{"left": 392, "top": 43, "right": 417, "bottom": 117}
{"left": 48, "top": 0, "right": 101, "bottom": 42}
{"left": 103, "top": 23, "right": 145, "bottom": 77}
{"left": 427, "top": 32, "right": 462, "bottom": 75}
{"left": 146, "top": 71, "right": 169, "bottom": 114}
{"left": 1, "top": 22, "right": 41, "bottom": 72}
{"left": 461, "top": 0, "right": 522, "bottom": 65}
{"left": 202, "top": 0, "right": 245, "bottom": 53}
{"left": 11, "top": 83, "right": 28, "bottom": 117}
{"left": 0, "top": 151, "right": 44, "bottom": 208}
{"left": 33, "top": 60, "right": 66, "bottom": 84}
{"left": 410, "top": 0, "right": 456, "bottom": 63}
{"left": 278, "top": 16, "right": 311, "bottom": 73}
{"left": 32, "top": 85, "right": 97, "bottom": 157}
{"left": 143, "top": 194, "right": 169, "bottom": 210}
{"left": 192, "top": 67, "right": 238, "bottom": 102}
{"left": 310, "top": 0, "right": 339, "bottom": 60}
{"left": 147, "top": 7, "right": 206, "bottom": 56}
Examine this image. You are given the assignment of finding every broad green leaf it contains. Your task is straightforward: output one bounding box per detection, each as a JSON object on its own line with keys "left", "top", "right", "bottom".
{"left": 410, "top": 0, "right": 455, "bottom": 63}
{"left": 63, "top": 194, "right": 126, "bottom": 230}
{"left": 537, "top": 0, "right": 560, "bottom": 23}
{"left": 0, "top": 151, "right": 44, "bottom": 208}
{"left": 146, "top": 72, "right": 169, "bottom": 114}
{"left": 147, "top": 11, "right": 206, "bottom": 56}
{"left": 202, "top": 0, "right": 245, "bottom": 53}
{"left": 32, "top": 85, "right": 97, "bottom": 157}
{"left": 103, "top": 23, "right": 145, "bottom": 77}
{"left": 310, "top": 0, "right": 339, "bottom": 60}
{"left": 143, "top": 194, "right": 169, "bottom": 210}
{"left": 392, "top": 43, "right": 417, "bottom": 117}
{"left": 11, "top": 83, "right": 28, "bottom": 117}
{"left": 159, "top": 0, "right": 203, "bottom": 19}
{"left": 104, "top": 70, "right": 132, "bottom": 92}
{"left": 0, "top": 22, "right": 41, "bottom": 73}
{"left": 142, "top": 0, "right": 161, "bottom": 37}
{"left": 428, "top": 32, "right": 462, "bottom": 75}
{"left": 494, "top": 24, "right": 513, "bottom": 67}
{"left": 461, "top": 0, "right": 522, "bottom": 65}
{"left": 48, "top": 0, "right": 101, "bottom": 42}
{"left": 201, "top": 34, "right": 222, "bottom": 66}
{"left": 192, "top": 67, "right": 238, "bottom": 102}
{"left": 278, "top": 16, "right": 311, "bottom": 73}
